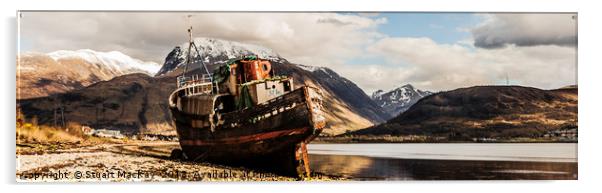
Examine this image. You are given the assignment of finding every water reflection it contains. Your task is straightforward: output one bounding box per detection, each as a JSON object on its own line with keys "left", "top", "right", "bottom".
{"left": 309, "top": 154, "right": 577, "bottom": 180}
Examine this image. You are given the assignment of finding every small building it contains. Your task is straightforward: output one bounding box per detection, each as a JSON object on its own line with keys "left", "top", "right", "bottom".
{"left": 91, "top": 129, "right": 125, "bottom": 139}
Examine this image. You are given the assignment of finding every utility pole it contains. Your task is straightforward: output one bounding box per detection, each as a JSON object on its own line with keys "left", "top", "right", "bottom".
{"left": 53, "top": 96, "right": 58, "bottom": 127}
{"left": 61, "top": 106, "right": 65, "bottom": 129}
{"left": 53, "top": 105, "right": 57, "bottom": 127}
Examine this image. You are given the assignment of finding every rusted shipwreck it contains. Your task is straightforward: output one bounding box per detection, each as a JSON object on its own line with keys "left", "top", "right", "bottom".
{"left": 168, "top": 28, "right": 326, "bottom": 177}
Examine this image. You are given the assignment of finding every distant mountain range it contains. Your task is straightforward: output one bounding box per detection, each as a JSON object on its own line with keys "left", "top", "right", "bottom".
{"left": 18, "top": 38, "right": 389, "bottom": 135}
{"left": 353, "top": 86, "right": 578, "bottom": 139}
{"left": 18, "top": 38, "right": 577, "bottom": 139}
{"left": 371, "top": 84, "right": 432, "bottom": 117}
{"left": 17, "top": 50, "right": 160, "bottom": 99}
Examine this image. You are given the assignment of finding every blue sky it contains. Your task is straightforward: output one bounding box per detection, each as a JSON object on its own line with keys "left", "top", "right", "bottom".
{"left": 377, "top": 13, "right": 482, "bottom": 44}
{"left": 344, "top": 13, "right": 483, "bottom": 67}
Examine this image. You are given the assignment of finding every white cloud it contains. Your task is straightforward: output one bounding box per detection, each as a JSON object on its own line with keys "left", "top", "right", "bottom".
{"left": 20, "top": 12, "right": 386, "bottom": 67}
{"left": 472, "top": 13, "right": 577, "bottom": 48}
{"left": 353, "top": 37, "right": 576, "bottom": 92}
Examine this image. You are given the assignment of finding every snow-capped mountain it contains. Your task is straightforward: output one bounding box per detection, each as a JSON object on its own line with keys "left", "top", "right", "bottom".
{"left": 156, "top": 37, "right": 285, "bottom": 76}
{"left": 17, "top": 50, "right": 160, "bottom": 99}
{"left": 371, "top": 84, "right": 433, "bottom": 117}
{"left": 48, "top": 49, "right": 160, "bottom": 75}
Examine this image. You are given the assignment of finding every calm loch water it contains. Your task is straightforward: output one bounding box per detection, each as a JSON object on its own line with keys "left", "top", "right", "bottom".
{"left": 307, "top": 143, "right": 577, "bottom": 180}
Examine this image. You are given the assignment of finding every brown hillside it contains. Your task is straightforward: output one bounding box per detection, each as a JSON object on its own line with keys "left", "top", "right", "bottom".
{"left": 351, "top": 86, "right": 578, "bottom": 139}
{"left": 18, "top": 73, "right": 176, "bottom": 135}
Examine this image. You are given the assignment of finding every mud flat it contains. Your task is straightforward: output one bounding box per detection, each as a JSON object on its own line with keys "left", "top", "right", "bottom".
{"left": 16, "top": 141, "right": 339, "bottom": 182}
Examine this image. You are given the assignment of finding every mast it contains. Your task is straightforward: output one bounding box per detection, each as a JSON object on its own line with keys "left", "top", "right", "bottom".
{"left": 182, "top": 14, "right": 212, "bottom": 80}
{"left": 183, "top": 24, "right": 193, "bottom": 77}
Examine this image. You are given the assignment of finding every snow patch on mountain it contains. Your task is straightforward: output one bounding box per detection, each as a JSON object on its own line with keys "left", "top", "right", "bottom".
{"left": 297, "top": 64, "right": 320, "bottom": 72}
{"left": 296, "top": 64, "right": 330, "bottom": 74}
{"left": 47, "top": 49, "right": 160, "bottom": 75}
{"left": 185, "top": 38, "right": 282, "bottom": 61}
{"left": 371, "top": 90, "right": 385, "bottom": 99}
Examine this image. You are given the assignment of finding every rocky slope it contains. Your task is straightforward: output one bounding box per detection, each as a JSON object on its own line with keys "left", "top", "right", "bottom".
{"left": 273, "top": 62, "right": 389, "bottom": 135}
{"left": 352, "top": 86, "right": 578, "bottom": 139}
{"left": 17, "top": 50, "right": 160, "bottom": 99}
{"left": 371, "top": 84, "right": 432, "bottom": 117}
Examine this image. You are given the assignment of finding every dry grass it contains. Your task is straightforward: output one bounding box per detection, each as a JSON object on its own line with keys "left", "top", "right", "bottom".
{"left": 16, "top": 111, "right": 115, "bottom": 145}
{"left": 17, "top": 122, "right": 83, "bottom": 144}
{"left": 143, "top": 123, "right": 177, "bottom": 135}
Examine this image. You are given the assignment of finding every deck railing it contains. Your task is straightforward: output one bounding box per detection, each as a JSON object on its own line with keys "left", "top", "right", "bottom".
{"left": 177, "top": 74, "right": 215, "bottom": 96}
{"left": 177, "top": 74, "right": 213, "bottom": 88}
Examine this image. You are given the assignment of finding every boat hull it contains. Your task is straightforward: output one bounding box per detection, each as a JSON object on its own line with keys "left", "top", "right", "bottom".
{"left": 169, "top": 86, "right": 324, "bottom": 177}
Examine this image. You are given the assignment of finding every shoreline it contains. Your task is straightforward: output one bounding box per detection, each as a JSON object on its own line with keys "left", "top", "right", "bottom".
{"left": 314, "top": 136, "right": 578, "bottom": 144}
{"left": 16, "top": 141, "right": 342, "bottom": 182}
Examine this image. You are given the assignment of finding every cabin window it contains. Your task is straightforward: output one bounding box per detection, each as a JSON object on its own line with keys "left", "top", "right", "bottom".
{"left": 283, "top": 80, "right": 291, "bottom": 92}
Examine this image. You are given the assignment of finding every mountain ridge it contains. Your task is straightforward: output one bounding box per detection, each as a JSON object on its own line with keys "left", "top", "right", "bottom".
{"left": 46, "top": 49, "right": 160, "bottom": 75}
{"left": 155, "top": 37, "right": 284, "bottom": 77}
{"left": 17, "top": 50, "right": 160, "bottom": 99}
